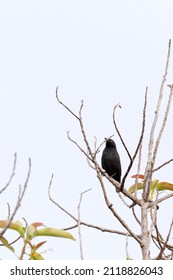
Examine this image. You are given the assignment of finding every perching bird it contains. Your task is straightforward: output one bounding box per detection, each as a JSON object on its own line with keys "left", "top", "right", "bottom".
{"left": 101, "top": 138, "right": 121, "bottom": 183}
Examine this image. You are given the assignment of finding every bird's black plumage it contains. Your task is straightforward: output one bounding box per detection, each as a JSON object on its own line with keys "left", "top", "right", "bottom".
{"left": 101, "top": 138, "right": 121, "bottom": 183}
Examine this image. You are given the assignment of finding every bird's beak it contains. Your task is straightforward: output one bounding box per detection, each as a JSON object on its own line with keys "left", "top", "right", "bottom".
{"left": 104, "top": 138, "right": 107, "bottom": 141}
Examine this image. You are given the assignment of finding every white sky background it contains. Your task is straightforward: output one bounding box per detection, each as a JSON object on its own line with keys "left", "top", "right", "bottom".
{"left": 0, "top": 0, "right": 173, "bottom": 259}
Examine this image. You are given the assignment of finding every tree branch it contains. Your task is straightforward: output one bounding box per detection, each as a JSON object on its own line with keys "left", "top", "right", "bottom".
{"left": 77, "top": 189, "right": 91, "bottom": 260}
{"left": 0, "top": 158, "right": 31, "bottom": 236}
{"left": 120, "top": 87, "right": 148, "bottom": 190}
{"left": 0, "top": 153, "right": 17, "bottom": 194}
{"left": 143, "top": 39, "right": 171, "bottom": 202}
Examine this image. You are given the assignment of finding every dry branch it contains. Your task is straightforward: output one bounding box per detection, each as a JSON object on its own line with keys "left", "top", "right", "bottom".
{"left": 0, "top": 158, "right": 31, "bottom": 237}
{"left": 0, "top": 153, "right": 17, "bottom": 194}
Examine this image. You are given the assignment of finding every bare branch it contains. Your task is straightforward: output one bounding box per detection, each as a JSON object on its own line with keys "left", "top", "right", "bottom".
{"left": 78, "top": 100, "right": 93, "bottom": 159}
{"left": 149, "top": 191, "right": 159, "bottom": 253}
{"left": 67, "top": 131, "right": 91, "bottom": 161}
{"left": 113, "top": 103, "right": 132, "bottom": 160}
{"left": 77, "top": 189, "right": 91, "bottom": 260}
{"left": 56, "top": 88, "right": 142, "bottom": 206}
{"left": 150, "top": 192, "right": 173, "bottom": 206}
{"left": 121, "top": 87, "right": 148, "bottom": 190}
{"left": 143, "top": 39, "right": 171, "bottom": 202}
{"left": 94, "top": 164, "right": 141, "bottom": 244}
{"left": 132, "top": 206, "right": 141, "bottom": 226}
{"left": 156, "top": 218, "right": 173, "bottom": 259}
{"left": 48, "top": 174, "right": 77, "bottom": 221}
{"left": 141, "top": 201, "right": 150, "bottom": 259}
{"left": 132, "top": 139, "right": 143, "bottom": 201}
{"left": 0, "top": 158, "right": 31, "bottom": 236}
{"left": 0, "top": 153, "right": 17, "bottom": 194}
{"left": 154, "top": 158, "right": 173, "bottom": 172}
{"left": 95, "top": 164, "right": 142, "bottom": 206}
{"left": 153, "top": 84, "right": 173, "bottom": 165}
{"left": 48, "top": 175, "right": 141, "bottom": 241}
{"left": 55, "top": 87, "right": 80, "bottom": 121}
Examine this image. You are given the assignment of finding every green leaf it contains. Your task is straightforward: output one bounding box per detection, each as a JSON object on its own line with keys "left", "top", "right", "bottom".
{"left": 128, "top": 183, "right": 144, "bottom": 194}
{"left": 31, "top": 252, "right": 44, "bottom": 260}
{"left": 0, "top": 236, "right": 15, "bottom": 252}
{"left": 26, "top": 225, "right": 37, "bottom": 240}
{"left": 35, "top": 228, "right": 75, "bottom": 240}
{"left": 150, "top": 180, "right": 159, "bottom": 190}
{"left": 156, "top": 182, "right": 173, "bottom": 191}
{"left": 0, "top": 220, "right": 25, "bottom": 237}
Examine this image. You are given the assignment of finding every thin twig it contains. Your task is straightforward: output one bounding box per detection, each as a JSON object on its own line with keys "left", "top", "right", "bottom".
{"left": 0, "top": 153, "right": 17, "bottom": 194}
{"left": 134, "top": 143, "right": 143, "bottom": 198}
{"left": 132, "top": 207, "right": 141, "bottom": 226}
{"left": 113, "top": 103, "right": 132, "bottom": 160}
{"left": 120, "top": 87, "right": 148, "bottom": 191}
{"left": 156, "top": 218, "right": 173, "bottom": 259}
{"left": 0, "top": 158, "right": 31, "bottom": 236}
{"left": 67, "top": 131, "right": 91, "bottom": 160}
{"left": 48, "top": 175, "right": 141, "bottom": 239}
{"left": 152, "top": 192, "right": 173, "bottom": 205}
{"left": 77, "top": 189, "right": 91, "bottom": 260}
{"left": 56, "top": 87, "right": 80, "bottom": 121}
{"left": 48, "top": 174, "right": 77, "bottom": 221}
{"left": 153, "top": 84, "right": 173, "bottom": 166}
{"left": 153, "top": 158, "right": 173, "bottom": 172}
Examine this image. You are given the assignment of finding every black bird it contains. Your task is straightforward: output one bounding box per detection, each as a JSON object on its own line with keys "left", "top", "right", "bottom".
{"left": 101, "top": 138, "right": 121, "bottom": 183}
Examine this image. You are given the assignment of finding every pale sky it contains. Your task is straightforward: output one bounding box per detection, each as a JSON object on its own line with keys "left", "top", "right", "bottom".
{"left": 0, "top": 0, "right": 173, "bottom": 259}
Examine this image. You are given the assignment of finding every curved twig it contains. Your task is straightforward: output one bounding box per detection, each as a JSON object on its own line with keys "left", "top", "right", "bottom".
{"left": 113, "top": 103, "right": 132, "bottom": 160}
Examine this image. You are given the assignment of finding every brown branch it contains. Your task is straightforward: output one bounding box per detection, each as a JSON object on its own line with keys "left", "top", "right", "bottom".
{"left": 48, "top": 174, "right": 141, "bottom": 243}
{"left": 132, "top": 206, "right": 141, "bottom": 226}
{"left": 149, "top": 191, "right": 163, "bottom": 253}
{"left": 95, "top": 163, "right": 141, "bottom": 244}
{"left": 152, "top": 233, "right": 173, "bottom": 251}
{"left": 97, "top": 164, "right": 141, "bottom": 206}
{"left": 156, "top": 218, "right": 173, "bottom": 259}
{"left": 63, "top": 222, "right": 141, "bottom": 238}
{"left": 67, "top": 131, "right": 91, "bottom": 161}
{"left": 153, "top": 158, "right": 173, "bottom": 172}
